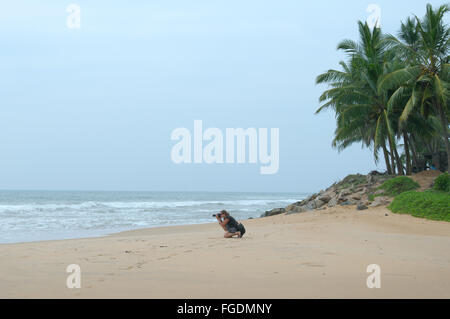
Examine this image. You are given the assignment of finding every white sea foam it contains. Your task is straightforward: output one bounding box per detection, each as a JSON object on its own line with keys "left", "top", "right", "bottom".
{"left": 0, "top": 191, "right": 307, "bottom": 243}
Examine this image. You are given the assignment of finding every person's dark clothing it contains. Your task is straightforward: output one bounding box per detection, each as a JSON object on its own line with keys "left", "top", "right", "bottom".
{"left": 225, "top": 216, "right": 240, "bottom": 233}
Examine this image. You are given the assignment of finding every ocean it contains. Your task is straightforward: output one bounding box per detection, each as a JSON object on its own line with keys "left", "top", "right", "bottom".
{"left": 0, "top": 191, "right": 307, "bottom": 243}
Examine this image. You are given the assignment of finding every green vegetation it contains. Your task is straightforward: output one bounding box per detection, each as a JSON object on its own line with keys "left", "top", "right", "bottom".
{"left": 388, "top": 191, "right": 450, "bottom": 222}
{"left": 316, "top": 3, "right": 449, "bottom": 174}
{"left": 378, "top": 176, "right": 420, "bottom": 196}
{"left": 336, "top": 174, "right": 367, "bottom": 190}
{"left": 315, "top": 3, "right": 450, "bottom": 223}
{"left": 434, "top": 172, "right": 450, "bottom": 192}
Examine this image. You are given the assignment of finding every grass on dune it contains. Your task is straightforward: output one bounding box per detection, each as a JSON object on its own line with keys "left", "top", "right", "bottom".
{"left": 388, "top": 190, "right": 450, "bottom": 222}
{"left": 434, "top": 172, "right": 450, "bottom": 192}
{"left": 378, "top": 176, "right": 420, "bottom": 197}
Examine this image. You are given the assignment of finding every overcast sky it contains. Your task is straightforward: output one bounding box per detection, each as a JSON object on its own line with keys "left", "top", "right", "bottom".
{"left": 0, "top": 0, "right": 445, "bottom": 192}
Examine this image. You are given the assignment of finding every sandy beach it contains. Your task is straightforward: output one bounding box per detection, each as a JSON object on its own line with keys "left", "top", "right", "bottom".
{"left": 1, "top": 205, "right": 449, "bottom": 299}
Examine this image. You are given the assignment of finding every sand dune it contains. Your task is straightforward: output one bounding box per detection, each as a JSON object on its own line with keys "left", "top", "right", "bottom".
{"left": 1, "top": 205, "right": 449, "bottom": 298}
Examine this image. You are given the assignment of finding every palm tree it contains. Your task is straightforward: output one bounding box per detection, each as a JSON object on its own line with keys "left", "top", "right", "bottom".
{"left": 380, "top": 4, "right": 450, "bottom": 171}
{"left": 316, "top": 22, "right": 403, "bottom": 175}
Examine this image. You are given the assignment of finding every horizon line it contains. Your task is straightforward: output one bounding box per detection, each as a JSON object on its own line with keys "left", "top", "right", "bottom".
{"left": 0, "top": 188, "right": 309, "bottom": 194}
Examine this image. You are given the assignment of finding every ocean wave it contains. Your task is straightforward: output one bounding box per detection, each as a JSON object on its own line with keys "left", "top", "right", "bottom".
{"left": 0, "top": 198, "right": 304, "bottom": 214}
{"left": 0, "top": 192, "right": 307, "bottom": 243}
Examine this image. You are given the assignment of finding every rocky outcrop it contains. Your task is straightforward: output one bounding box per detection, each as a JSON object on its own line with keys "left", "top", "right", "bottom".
{"left": 369, "top": 196, "right": 391, "bottom": 208}
{"left": 357, "top": 204, "right": 369, "bottom": 211}
{"left": 280, "top": 172, "right": 393, "bottom": 216}
{"left": 260, "top": 208, "right": 286, "bottom": 218}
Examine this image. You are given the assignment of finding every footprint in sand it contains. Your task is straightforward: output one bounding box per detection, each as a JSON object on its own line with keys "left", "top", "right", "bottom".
{"left": 158, "top": 255, "right": 173, "bottom": 260}
{"left": 322, "top": 252, "right": 338, "bottom": 256}
{"left": 301, "top": 262, "right": 325, "bottom": 268}
{"left": 119, "top": 265, "right": 134, "bottom": 270}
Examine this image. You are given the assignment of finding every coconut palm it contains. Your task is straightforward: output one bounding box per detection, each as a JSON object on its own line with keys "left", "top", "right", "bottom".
{"left": 316, "top": 22, "right": 403, "bottom": 175}
{"left": 380, "top": 4, "right": 450, "bottom": 171}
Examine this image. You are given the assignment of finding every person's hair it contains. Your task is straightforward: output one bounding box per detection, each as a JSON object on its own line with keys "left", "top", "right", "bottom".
{"left": 220, "top": 210, "right": 229, "bottom": 216}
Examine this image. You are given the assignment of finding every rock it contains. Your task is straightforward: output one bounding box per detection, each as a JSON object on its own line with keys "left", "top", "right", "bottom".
{"left": 374, "top": 189, "right": 384, "bottom": 196}
{"left": 297, "top": 206, "right": 310, "bottom": 213}
{"left": 318, "top": 194, "right": 331, "bottom": 203}
{"left": 303, "top": 194, "right": 317, "bottom": 203}
{"left": 357, "top": 204, "right": 368, "bottom": 211}
{"left": 314, "top": 199, "right": 325, "bottom": 209}
{"left": 337, "top": 195, "right": 350, "bottom": 204}
{"left": 285, "top": 203, "right": 299, "bottom": 212}
{"left": 261, "top": 208, "right": 285, "bottom": 218}
{"left": 303, "top": 201, "right": 317, "bottom": 211}
{"left": 359, "top": 194, "right": 369, "bottom": 202}
{"left": 369, "top": 196, "right": 390, "bottom": 208}
{"left": 327, "top": 197, "right": 338, "bottom": 207}
{"left": 279, "top": 173, "right": 392, "bottom": 217}
{"left": 359, "top": 187, "right": 368, "bottom": 194}
{"left": 287, "top": 206, "right": 309, "bottom": 215}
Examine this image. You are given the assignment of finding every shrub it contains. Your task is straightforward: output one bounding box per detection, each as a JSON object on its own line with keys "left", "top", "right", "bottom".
{"left": 434, "top": 172, "right": 450, "bottom": 192}
{"left": 388, "top": 191, "right": 450, "bottom": 222}
{"left": 378, "top": 176, "right": 420, "bottom": 196}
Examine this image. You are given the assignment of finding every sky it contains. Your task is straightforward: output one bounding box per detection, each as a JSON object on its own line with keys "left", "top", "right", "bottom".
{"left": 0, "top": 0, "right": 445, "bottom": 192}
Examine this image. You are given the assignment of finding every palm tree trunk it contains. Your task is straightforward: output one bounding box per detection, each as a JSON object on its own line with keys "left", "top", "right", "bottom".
{"left": 403, "top": 131, "right": 412, "bottom": 175}
{"left": 382, "top": 142, "right": 392, "bottom": 175}
{"left": 409, "top": 134, "right": 420, "bottom": 173}
{"left": 438, "top": 103, "right": 450, "bottom": 172}
{"left": 394, "top": 146, "right": 404, "bottom": 175}
{"left": 388, "top": 137, "right": 397, "bottom": 175}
